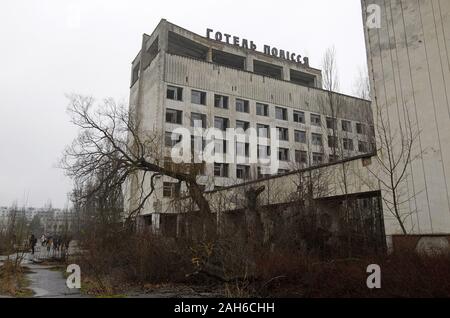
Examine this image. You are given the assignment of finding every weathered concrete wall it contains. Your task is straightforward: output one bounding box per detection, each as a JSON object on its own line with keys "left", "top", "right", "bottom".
{"left": 361, "top": 0, "right": 450, "bottom": 235}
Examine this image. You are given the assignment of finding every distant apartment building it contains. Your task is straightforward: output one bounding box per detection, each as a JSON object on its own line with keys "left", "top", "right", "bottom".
{"left": 126, "top": 19, "right": 374, "bottom": 228}
{"left": 361, "top": 0, "right": 450, "bottom": 235}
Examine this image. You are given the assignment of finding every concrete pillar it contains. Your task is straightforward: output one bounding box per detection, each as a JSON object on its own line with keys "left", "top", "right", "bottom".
{"left": 245, "top": 56, "right": 254, "bottom": 72}
{"left": 207, "top": 47, "right": 213, "bottom": 62}
{"left": 282, "top": 66, "right": 290, "bottom": 81}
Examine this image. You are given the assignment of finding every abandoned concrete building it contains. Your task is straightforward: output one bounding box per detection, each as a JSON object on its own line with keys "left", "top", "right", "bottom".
{"left": 361, "top": 0, "right": 450, "bottom": 249}
{"left": 125, "top": 19, "right": 386, "bottom": 255}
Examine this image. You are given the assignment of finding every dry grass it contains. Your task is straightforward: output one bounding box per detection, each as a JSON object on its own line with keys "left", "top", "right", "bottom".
{"left": 0, "top": 260, "right": 33, "bottom": 297}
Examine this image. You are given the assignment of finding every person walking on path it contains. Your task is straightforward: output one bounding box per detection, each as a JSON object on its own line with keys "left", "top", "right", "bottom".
{"left": 29, "top": 234, "right": 37, "bottom": 255}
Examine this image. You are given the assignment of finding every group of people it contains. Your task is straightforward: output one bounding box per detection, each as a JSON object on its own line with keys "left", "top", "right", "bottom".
{"left": 28, "top": 233, "right": 72, "bottom": 257}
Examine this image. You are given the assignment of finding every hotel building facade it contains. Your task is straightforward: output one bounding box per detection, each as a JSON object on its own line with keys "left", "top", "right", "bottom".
{"left": 126, "top": 19, "right": 374, "bottom": 230}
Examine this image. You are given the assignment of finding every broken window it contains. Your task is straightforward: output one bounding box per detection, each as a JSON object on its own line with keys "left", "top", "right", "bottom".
{"left": 163, "top": 182, "right": 180, "bottom": 198}
{"left": 256, "top": 103, "right": 269, "bottom": 116}
{"left": 310, "top": 114, "right": 321, "bottom": 126}
{"left": 253, "top": 60, "right": 282, "bottom": 79}
{"left": 343, "top": 138, "right": 354, "bottom": 151}
{"left": 212, "top": 49, "right": 245, "bottom": 70}
{"left": 342, "top": 120, "right": 353, "bottom": 133}
{"left": 165, "top": 109, "right": 182, "bottom": 124}
{"left": 214, "top": 94, "right": 229, "bottom": 109}
{"left": 236, "top": 165, "right": 250, "bottom": 179}
{"left": 258, "top": 145, "right": 271, "bottom": 159}
{"left": 236, "top": 99, "right": 249, "bottom": 113}
{"left": 236, "top": 142, "right": 250, "bottom": 157}
{"left": 295, "top": 150, "right": 308, "bottom": 165}
{"left": 312, "top": 152, "right": 323, "bottom": 165}
{"left": 214, "top": 117, "right": 229, "bottom": 131}
{"left": 326, "top": 117, "right": 337, "bottom": 130}
{"left": 275, "top": 107, "right": 288, "bottom": 121}
{"left": 294, "top": 130, "right": 306, "bottom": 143}
{"left": 167, "top": 85, "right": 183, "bottom": 101}
{"left": 236, "top": 120, "right": 250, "bottom": 132}
{"left": 358, "top": 140, "right": 368, "bottom": 153}
{"left": 144, "top": 37, "right": 159, "bottom": 69}
{"left": 278, "top": 148, "right": 290, "bottom": 161}
{"left": 311, "top": 133, "right": 323, "bottom": 146}
{"left": 214, "top": 139, "right": 227, "bottom": 154}
{"left": 164, "top": 131, "right": 182, "bottom": 147}
{"left": 277, "top": 127, "right": 289, "bottom": 141}
{"left": 190, "top": 112, "right": 207, "bottom": 128}
{"left": 257, "top": 124, "right": 270, "bottom": 138}
{"left": 356, "top": 123, "right": 366, "bottom": 135}
{"left": 328, "top": 135, "right": 338, "bottom": 148}
{"left": 293, "top": 111, "right": 305, "bottom": 124}
{"left": 290, "top": 69, "right": 316, "bottom": 87}
{"left": 214, "top": 163, "right": 229, "bottom": 178}
{"left": 168, "top": 31, "right": 208, "bottom": 60}
{"left": 191, "top": 90, "right": 206, "bottom": 105}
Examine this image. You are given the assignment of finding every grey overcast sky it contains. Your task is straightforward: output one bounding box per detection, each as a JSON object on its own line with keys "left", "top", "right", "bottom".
{"left": 0, "top": 0, "right": 368, "bottom": 209}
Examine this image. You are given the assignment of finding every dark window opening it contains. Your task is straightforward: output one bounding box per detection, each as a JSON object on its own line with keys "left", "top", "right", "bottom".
{"left": 191, "top": 90, "right": 206, "bottom": 105}
{"left": 290, "top": 69, "right": 316, "bottom": 87}
{"left": 166, "top": 109, "right": 182, "bottom": 124}
{"left": 256, "top": 103, "right": 269, "bottom": 116}
{"left": 236, "top": 99, "right": 249, "bottom": 113}
{"left": 215, "top": 94, "right": 229, "bottom": 109}
{"left": 253, "top": 60, "right": 282, "bottom": 79}
{"left": 167, "top": 85, "right": 183, "bottom": 101}
{"left": 168, "top": 31, "right": 208, "bottom": 60}
{"left": 212, "top": 49, "right": 245, "bottom": 70}
{"left": 144, "top": 37, "right": 159, "bottom": 69}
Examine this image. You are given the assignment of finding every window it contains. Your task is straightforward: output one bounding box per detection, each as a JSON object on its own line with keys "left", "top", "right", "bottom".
{"left": 311, "top": 133, "right": 323, "bottom": 146}
{"left": 358, "top": 141, "right": 368, "bottom": 153}
{"left": 236, "top": 165, "right": 250, "bottom": 179}
{"left": 343, "top": 138, "right": 354, "bottom": 151}
{"left": 277, "top": 127, "right": 289, "bottom": 141}
{"left": 163, "top": 182, "right": 180, "bottom": 198}
{"left": 166, "top": 109, "right": 182, "bottom": 124}
{"left": 258, "top": 145, "right": 271, "bottom": 159}
{"left": 342, "top": 120, "right": 352, "bottom": 133}
{"left": 236, "top": 99, "right": 249, "bottom": 113}
{"left": 256, "top": 103, "right": 269, "bottom": 116}
{"left": 191, "top": 136, "right": 206, "bottom": 154}
{"left": 214, "top": 163, "right": 229, "bottom": 178}
{"left": 275, "top": 107, "right": 288, "bottom": 121}
{"left": 356, "top": 123, "right": 365, "bottom": 135}
{"left": 191, "top": 90, "right": 206, "bottom": 105}
{"left": 236, "top": 120, "right": 250, "bottom": 132}
{"left": 312, "top": 152, "right": 323, "bottom": 165}
{"left": 278, "top": 148, "right": 290, "bottom": 161}
{"left": 294, "top": 130, "right": 306, "bottom": 143}
{"left": 257, "top": 124, "right": 270, "bottom": 138}
{"left": 295, "top": 150, "right": 308, "bottom": 164}
{"left": 278, "top": 169, "right": 289, "bottom": 175}
{"left": 167, "top": 85, "right": 183, "bottom": 101}
{"left": 165, "top": 131, "right": 182, "bottom": 147}
{"left": 214, "top": 139, "right": 227, "bottom": 154}
{"left": 328, "top": 135, "right": 338, "bottom": 148}
{"left": 257, "top": 167, "right": 270, "bottom": 178}
{"left": 329, "top": 154, "right": 339, "bottom": 163}
{"left": 326, "top": 117, "right": 337, "bottom": 130}
{"left": 214, "top": 94, "right": 229, "bottom": 109}
{"left": 214, "top": 117, "right": 229, "bottom": 131}
{"left": 311, "top": 114, "right": 321, "bottom": 126}
{"left": 190, "top": 112, "right": 207, "bottom": 128}
{"left": 236, "top": 142, "right": 250, "bottom": 157}
{"left": 293, "top": 111, "right": 305, "bottom": 124}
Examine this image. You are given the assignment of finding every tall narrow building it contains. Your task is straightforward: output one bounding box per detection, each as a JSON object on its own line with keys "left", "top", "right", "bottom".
{"left": 361, "top": 0, "right": 450, "bottom": 235}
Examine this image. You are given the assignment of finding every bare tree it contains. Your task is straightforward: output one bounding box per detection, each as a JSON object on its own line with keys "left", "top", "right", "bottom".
{"left": 61, "top": 94, "right": 212, "bottom": 224}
